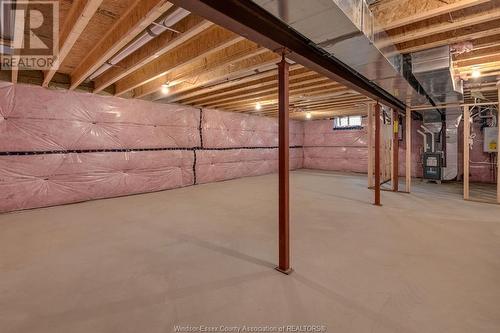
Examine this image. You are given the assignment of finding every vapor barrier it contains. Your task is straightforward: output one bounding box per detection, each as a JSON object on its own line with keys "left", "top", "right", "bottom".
{"left": 303, "top": 119, "right": 368, "bottom": 173}
{"left": 0, "top": 83, "right": 304, "bottom": 213}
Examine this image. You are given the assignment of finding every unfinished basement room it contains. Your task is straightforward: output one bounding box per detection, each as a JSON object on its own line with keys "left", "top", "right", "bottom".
{"left": 1, "top": 0, "right": 500, "bottom": 332}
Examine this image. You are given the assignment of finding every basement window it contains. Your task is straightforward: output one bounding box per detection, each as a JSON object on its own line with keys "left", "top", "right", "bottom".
{"left": 333, "top": 115, "right": 362, "bottom": 130}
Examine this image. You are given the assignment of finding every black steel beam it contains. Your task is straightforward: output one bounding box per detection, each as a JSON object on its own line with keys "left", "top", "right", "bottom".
{"left": 169, "top": 0, "right": 406, "bottom": 111}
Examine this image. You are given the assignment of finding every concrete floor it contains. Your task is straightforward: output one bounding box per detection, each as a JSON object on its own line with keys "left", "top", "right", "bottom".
{"left": 1, "top": 170, "right": 500, "bottom": 333}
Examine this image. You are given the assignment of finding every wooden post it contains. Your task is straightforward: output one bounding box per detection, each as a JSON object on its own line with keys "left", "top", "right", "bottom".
{"left": 464, "top": 105, "right": 470, "bottom": 200}
{"left": 497, "top": 83, "right": 500, "bottom": 204}
{"left": 368, "top": 104, "right": 374, "bottom": 188}
{"left": 374, "top": 103, "right": 381, "bottom": 206}
{"left": 276, "top": 54, "right": 291, "bottom": 274}
{"left": 405, "top": 107, "right": 412, "bottom": 193}
{"left": 392, "top": 109, "right": 399, "bottom": 192}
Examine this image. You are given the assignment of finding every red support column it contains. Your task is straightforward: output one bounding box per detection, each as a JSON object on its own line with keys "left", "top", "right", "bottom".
{"left": 276, "top": 53, "right": 292, "bottom": 274}
{"left": 392, "top": 109, "right": 399, "bottom": 192}
{"left": 374, "top": 103, "right": 382, "bottom": 206}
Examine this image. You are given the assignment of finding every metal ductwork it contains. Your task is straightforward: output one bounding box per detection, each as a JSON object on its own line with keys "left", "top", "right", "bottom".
{"left": 253, "top": 0, "right": 431, "bottom": 107}
{"left": 411, "top": 45, "right": 464, "bottom": 105}
{"left": 88, "top": 8, "right": 190, "bottom": 80}
{"left": 409, "top": 46, "right": 464, "bottom": 181}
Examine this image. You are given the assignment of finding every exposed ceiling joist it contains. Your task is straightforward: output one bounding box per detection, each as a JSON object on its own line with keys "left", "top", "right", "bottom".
{"left": 378, "top": 5, "right": 500, "bottom": 48}
{"left": 114, "top": 25, "right": 243, "bottom": 96}
{"left": 179, "top": 68, "right": 311, "bottom": 104}
{"left": 133, "top": 41, "right": 268, "bottom": 99}
{"left": 198, "top": 76, "right": 331, "bottom": 108}
{"left": 388, "top": 25, "right": 500, "bottom": 56}
{"left": 151, "top": 51, "right": 281, "bottom": 102}
{"left": 69, "top": 0, "right": 173, "bottom": 90}
{"left": 166, "top": 64, "right": 303, "bottom": 103}
{"left": 43, "top": 0, "right": 103, "bottom": 87}
{"left": 93, "top": 15, "right": 213, "bottom": 93}
{"left": 376, "top": 0, "right": 490, "bottom": 31}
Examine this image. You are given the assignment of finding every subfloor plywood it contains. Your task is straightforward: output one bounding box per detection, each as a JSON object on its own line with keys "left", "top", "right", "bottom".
{"left": 1, "top": 170, "right": 500, "bottom": 333}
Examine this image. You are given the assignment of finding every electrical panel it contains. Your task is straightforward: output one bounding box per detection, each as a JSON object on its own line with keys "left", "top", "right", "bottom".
{"left": 483, "top": 127, "right": 498, "bottom": 153}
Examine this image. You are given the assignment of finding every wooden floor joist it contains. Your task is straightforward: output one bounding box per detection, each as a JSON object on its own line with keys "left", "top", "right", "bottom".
{"left": 113, "top": 25, "right": 246, "bottom": 96}
{"left": 375, "top": 0, "right": 490, "bottom": 31}
{"left": 93, "top": 15, "right": 212, "bottom": 93}
{"left": 148, "top": 51, "right": 282, "bottom": 101}
{"left": 134, "top": 44, "right": 270, "bottom": 99}
{"left": 43, "top": 0, "right": 103, "bottom": 88}
{"left": 70, "top": 0, "right": 172, "bottom": 90}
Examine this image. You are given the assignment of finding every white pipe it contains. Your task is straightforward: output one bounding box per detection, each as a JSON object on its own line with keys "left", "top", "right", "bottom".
{"left": 417, "top": 130, "right": 428, "bottom": 153}
{"left": 421, "top": 125, "right": 435, "bottom": 152}
{"left": 88, "top": 8, "right": 190, "bottom": 80}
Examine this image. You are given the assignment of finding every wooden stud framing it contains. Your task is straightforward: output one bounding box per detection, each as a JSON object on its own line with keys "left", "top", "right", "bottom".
{"left": 405, "top": 107, "right": 412, "bottom": 193}
{"left": 368, "top": 103, "right": 374, "bottom": 188}
{"left": 374, "top": 103, "right": 382, "bottom": 206}
{"left": 497, "top": 82, "right": 500, "bottom": 204}
{"left": 464, "top": 105, "right": 470, "bottom": 200}
{"left": 392, "top": 109, "right": 399, "bottom": 192}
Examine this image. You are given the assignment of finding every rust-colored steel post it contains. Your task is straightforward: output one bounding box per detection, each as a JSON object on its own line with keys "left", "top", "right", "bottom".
{"left": 374, "top": 103, "right": 382, "bottom": 206}
{"left": 276, "top": 53, "right": 292, "bottom": 274}
{"left": 392, "top": 109, "right": 399, "bottom": 192}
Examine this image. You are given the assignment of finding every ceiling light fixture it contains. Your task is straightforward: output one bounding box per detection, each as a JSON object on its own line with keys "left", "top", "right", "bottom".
{"left": 306, "top": 112, "right": 312, "bottom": 120}
{"left": 471, "top": 69, "right": 481, "bottom": 79}
{"left": 161, "top": 84, "right": 170, "bottom": 94}
{"left": 255, "top": 102, "right": 262, "bottom": 110}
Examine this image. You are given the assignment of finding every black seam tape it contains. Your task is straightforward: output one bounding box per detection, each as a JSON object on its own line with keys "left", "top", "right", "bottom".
{"left": 0, "top": 146, "right": 304, "bottom": 156}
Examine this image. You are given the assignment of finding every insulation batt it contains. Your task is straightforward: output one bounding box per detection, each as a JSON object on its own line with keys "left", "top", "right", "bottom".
{"left": 303, "top": 119, "right": 368, "bottom": 172}
{"left": 0, "top": 84, "right": 304, "bottom": 213}
{"left": 196, "top": 148, "right": 304, "bottom": 184}
{"left": 0, "top": 151, "right": 194, "bottom": 213}
{"left": 0, "top": 84, "right": 200, "bottom": 151}
{"left": 202, "top": 108, "right": 304, "bottom": 148}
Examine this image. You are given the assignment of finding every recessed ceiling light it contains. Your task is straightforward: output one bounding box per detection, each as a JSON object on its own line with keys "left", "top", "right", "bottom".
{"left": 471, "top": 69, "right": 481, "bottom": 79}
{"left": 255, "top": 102, "right": 262, "bottom": 110}
{"left": 306, "top": 112, "right": 312, "bottom": 120}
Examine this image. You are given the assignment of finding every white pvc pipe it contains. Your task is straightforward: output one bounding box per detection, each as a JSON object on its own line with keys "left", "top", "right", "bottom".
{"left": 88, "top": 8, "right": 190, "bottom": 80}
{"left": 417, "top": 130, "right": 428, "bottom": 153}
{"left": 421, "top": 125, "right": 435, "bottom": 152}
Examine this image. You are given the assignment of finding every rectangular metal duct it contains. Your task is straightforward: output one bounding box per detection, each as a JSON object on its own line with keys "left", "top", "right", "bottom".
{"left": 253, "top": 0, "right": 430, "bottom": 106}
{"left": 411, "top": 45, "right": 464, "bottom": 104}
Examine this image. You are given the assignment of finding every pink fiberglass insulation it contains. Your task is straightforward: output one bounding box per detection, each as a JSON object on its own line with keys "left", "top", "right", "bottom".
{"left": 303, "top": 117, "right": 426, "bottom": 177}
{"left": 196, "top": 148, "right": 303, "bottom": 184}
{"left": 0, "top": 151, "right": 194, "bottom": 213}
{"left": 0, "top": 83, "right": 200, "bottom": 151}
{"left": 0, "top": 83, "right": 307, "bottom": 213}
{"left": 303, "top": 119, "right": 368, "bottom": 173}
{"left": 202, "top": 108, "right": 304, "bottom": 148}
